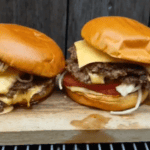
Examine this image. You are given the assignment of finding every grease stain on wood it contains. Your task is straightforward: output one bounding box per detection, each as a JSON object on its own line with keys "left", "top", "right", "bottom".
{"left": 71, "top": 114, "right": 110, "bottom": 129}
{"left": 67, "top": 114, "right": 113, "bottom": 143}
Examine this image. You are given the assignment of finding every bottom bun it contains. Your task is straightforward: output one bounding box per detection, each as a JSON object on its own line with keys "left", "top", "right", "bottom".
{"left": 0, "top": 80, "right": 55, "bottom": 114}
{"left": 18, "top": 84, "right": 55, "bottom": 106}
{"left": 65, "top": 87, "right": 149, "bottom": 111}
{"left": 0, "top": 81, "right": 55, "bottom": 108}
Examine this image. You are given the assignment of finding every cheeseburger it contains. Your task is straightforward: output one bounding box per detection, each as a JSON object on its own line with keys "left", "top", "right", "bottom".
{"left": 0, "top": 24, "right": 65, "bottom": 114}
{"left": 59, "top": 16, "right": 150, "bottom": 115}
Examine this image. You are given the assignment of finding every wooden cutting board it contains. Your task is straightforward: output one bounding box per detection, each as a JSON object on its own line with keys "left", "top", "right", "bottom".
{"left": 0, "top": 87, "right": 150, "bottom": 145}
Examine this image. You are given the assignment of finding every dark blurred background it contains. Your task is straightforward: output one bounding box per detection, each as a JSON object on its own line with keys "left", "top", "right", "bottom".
{"left": 0, "top": 0, "right": 149, "bottom": 58}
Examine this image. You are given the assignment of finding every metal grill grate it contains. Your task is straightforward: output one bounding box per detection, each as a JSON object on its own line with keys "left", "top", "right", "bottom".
{"left": 1, "top": 143, "right": 150, "bottom": 150}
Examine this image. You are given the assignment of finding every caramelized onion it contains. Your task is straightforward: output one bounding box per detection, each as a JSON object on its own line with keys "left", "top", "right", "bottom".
{"left": 0, "top": 106, "right": 14, "bottom": 115}
{"left": 111, "top": 85, "right": 142, "bottom": 115}
{"left": 58, "top": 71, "right": 67, "bottom": 90}
{"left": 0, "top": 62, "right": 8, "bottom": 72}
{"left": 17, "top": 74, "right": 33, "bottom": 83}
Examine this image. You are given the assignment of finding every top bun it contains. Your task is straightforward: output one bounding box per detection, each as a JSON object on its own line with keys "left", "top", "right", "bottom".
{"left": 0, "top": 24, "right": 65, "bottom": 77}
{"left": 81, "top": 16, "right": 150, "bottom": 64}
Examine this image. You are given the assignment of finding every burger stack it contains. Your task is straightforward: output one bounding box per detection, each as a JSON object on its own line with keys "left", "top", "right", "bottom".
{"left": 60, "top": 16, "right": 150, "bottom": 115}
{"left": 0, "top": 17, "right": 150, "bottom": 115}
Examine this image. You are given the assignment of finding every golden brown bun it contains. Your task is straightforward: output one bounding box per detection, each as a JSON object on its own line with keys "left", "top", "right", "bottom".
{"left": 0, "top": 24, "right": 65, "bottom": 77}
{"left": 81, "top": 16, "right": 150, "bottom": 64}
{"left": 65, "top": 87, "right": 148, "bottom": 111}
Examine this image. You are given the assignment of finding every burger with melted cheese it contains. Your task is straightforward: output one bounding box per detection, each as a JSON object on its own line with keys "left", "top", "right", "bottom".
{"left": 0, "top": 24, "right": 65, "bottom": 114}
{"left": 59, "top": 16, "right": 150, "bottom": 115}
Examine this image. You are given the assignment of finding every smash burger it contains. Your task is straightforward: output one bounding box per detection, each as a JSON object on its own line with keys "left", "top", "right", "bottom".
{"left": 0, "top": 24, "right": 65, "bottom": 114}
{"left": 59, "top": 16, "right": 150, "bottom": 115}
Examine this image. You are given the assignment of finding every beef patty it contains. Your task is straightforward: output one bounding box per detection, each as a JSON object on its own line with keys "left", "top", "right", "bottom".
{"left": 66, "top": 45, "right": 150, "bottom": 88}
{"left": 0, "top": 74, "right": 54, "bottom": 112}
{"left": 6, "top": 74, "right": 54, "bottom": 98}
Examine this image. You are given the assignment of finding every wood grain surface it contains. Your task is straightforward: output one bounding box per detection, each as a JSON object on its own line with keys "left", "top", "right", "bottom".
{"left": 1, "top": 87, "right": 150, "bottom": 145}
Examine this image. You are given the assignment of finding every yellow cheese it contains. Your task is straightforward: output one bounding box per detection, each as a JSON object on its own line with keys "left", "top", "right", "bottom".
{"left": 75, "top": 40, "right": 125, "bottom": 68}
{"left": 0, "top": 67, "right": 20, "bottom": 94}
{"left": 75, "top": 40, "right": 150, "bottom": 78}
{"left": 88, "top": 73, "right": 105, "bottom": 84}
{"left": 0, "top": 86, "right": 43, "bottom": 107}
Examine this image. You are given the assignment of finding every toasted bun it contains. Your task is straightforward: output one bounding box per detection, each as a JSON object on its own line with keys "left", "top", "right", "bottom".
{"left": 65, "top": 87, "right": 149, "bottom": 111}
{"left": 0, "top": 24, "right": 65, "bottom": 77}
{"left": 0, "top": 82, "right": 54, "bottom": 114}
{"left": 81, "top": 16, "right": 150, "bottom": 64}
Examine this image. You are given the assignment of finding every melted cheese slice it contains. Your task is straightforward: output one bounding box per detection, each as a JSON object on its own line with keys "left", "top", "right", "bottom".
{"left": 0, "top": 86, "right": 43, "bottom": 107}
{"left": 88, "top": 73, "right": 105, "bottom": 84}
{"left": 75, "top": 40, "right": 125, "bottom": 68}
{"left": 0, "top": 67, "right": 20, "bottom": 94}
{"left": 75, "top": 40, "right": 150, "bottom": 76}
